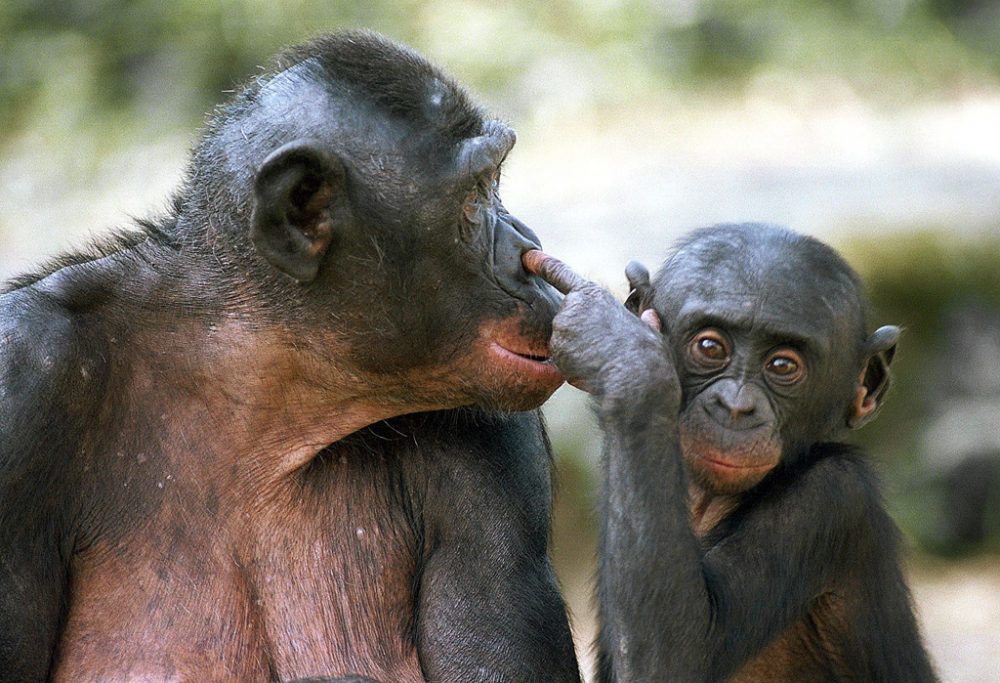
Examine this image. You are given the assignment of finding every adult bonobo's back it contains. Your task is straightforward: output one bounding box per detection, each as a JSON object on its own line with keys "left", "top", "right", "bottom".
{"left": 527, "top": 223, "right": 936, "bottom": 682}
{"left": 0, "top": 32, "right": 579, "bottom": 682}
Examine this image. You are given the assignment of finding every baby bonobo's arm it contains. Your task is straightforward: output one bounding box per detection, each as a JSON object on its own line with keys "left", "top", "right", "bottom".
{"left": 526, "top": 251, "right": 712, "bottom": 680}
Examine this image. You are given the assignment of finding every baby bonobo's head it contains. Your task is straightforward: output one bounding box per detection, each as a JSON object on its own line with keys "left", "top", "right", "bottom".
{"left": 625, "top": 223, "right": 899, "bottom": 493}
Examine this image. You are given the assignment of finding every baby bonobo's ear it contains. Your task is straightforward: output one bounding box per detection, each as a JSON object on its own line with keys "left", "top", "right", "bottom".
{"left": 624, "top": 260, "right": 661, "bottom": 331}
{"left": 848, "top": 325, "right": 901, "bottom": 429}
{"left": 624, "top": 261, "right": 653, "bottom": 315}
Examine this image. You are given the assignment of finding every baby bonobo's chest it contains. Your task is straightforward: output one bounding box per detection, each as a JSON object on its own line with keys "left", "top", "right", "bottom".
{"left": 53, "top": 452, "right": 426, "bottom": 683}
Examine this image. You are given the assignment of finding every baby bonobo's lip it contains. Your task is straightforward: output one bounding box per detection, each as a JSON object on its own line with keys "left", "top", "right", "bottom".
{"left": 699, "top": 453, "right": 773, "bottom": 472}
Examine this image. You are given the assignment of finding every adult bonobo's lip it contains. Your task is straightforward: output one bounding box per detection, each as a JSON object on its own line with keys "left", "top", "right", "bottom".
{"left": 481, "top": 316, "right": 564, "bottom": 387}
{"left": 489, "top": 340, "right": 563, "bottom": 385}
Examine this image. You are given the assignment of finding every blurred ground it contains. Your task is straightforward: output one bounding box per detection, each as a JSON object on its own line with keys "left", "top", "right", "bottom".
{"left": 912, "top": 558, "right": 1000, "bottom": 683}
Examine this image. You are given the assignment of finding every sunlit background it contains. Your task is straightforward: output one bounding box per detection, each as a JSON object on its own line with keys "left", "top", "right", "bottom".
{"left": 2, "top": 1, "right": 999, "bottom": 680}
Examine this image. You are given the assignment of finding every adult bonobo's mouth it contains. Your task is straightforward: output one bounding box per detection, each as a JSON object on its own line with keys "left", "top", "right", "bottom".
{"left": 484, "top": 317, "right": 563, "bottom": 385}
{"left": 490, "top": 342, "right": 561, "bottom": 381}
{"left": 466, "top": 314, "right": 563, "bottom": 412}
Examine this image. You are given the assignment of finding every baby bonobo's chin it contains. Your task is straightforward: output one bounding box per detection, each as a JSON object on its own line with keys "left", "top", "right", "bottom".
{"left": 678, "top": 417, "right": 782, "bottom": 495}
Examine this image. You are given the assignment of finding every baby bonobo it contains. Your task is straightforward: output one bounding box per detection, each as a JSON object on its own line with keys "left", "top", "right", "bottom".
{"left": 525, "top": 223, "right": 937, "bottom": 683}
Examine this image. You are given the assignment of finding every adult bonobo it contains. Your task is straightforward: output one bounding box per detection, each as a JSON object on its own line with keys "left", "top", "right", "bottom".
{"left": 0, "top": 32, "right": 580, "bottom": 682}
{"left": 526, "top": 223, "right": 936, "bottom": 682}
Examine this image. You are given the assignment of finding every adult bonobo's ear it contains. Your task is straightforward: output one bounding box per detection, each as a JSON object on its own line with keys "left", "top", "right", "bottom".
{"left": 251, "top": 139, "right": 349, "bottom": 283}
{"left": 848, "top": 325, "right": 901, "bottom": 429}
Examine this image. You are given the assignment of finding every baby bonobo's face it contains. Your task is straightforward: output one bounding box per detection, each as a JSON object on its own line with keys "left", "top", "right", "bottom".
{"left": 654, "top": 279, "right": 831, "bottom": 493}
{"left": 641, "top": 225, "right": 877, "bottom": 494}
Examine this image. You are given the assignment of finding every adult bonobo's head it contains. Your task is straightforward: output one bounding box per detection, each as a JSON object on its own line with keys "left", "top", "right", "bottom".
{"left": 181, "top": 31, "right": 561, "bottom": 412}
{"left": 627, "top": 223, "right": 899, "bottom": 494}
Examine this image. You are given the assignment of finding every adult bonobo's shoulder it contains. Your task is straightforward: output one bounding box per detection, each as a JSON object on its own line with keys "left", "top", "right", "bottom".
{"left": 1, "top": 285, "right": 80, "bottom": 423}
{"left": 0, "top": 247, "right": 140, "bottom": 449}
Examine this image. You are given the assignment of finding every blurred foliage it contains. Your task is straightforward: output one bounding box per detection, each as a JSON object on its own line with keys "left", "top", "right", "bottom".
{"left": 842, "top": 228, "right": 1000, "bottom": 553}
{"left": 843, "top": 229, "right": 1000, "bottom": 460}
{"left": 2, "top": 0, "right": 1000, "bottom": 149}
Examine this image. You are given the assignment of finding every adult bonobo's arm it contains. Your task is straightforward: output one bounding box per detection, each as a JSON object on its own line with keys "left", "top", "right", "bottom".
{"left": 0, "top": 307, "right": 72, "bottom": 681}
{"left": 417, "top": 411, "right": 581, "bottom": 683}
{"left": 525, "top": 252, "right": 876, "bottom": 682}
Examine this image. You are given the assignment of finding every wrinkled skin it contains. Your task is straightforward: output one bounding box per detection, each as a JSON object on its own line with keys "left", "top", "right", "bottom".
{"left": 526, "top": 224, "right": 936, "bottom": 683}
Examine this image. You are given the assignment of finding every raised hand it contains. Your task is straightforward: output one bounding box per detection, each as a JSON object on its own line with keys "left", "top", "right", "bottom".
{"left": 523, "top": 250, "right": 676, "bottom": 406}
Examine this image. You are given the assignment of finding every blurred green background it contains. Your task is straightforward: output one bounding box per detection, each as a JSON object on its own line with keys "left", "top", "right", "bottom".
{"left": 2, "top": 1, "right": 999, "bottom": 680}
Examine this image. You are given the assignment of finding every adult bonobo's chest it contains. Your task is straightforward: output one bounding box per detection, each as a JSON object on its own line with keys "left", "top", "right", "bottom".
{"left": 53, "top": 443, "right": 426, "bottom": 683}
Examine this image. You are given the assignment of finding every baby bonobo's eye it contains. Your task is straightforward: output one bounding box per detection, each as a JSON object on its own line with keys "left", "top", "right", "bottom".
{"left": 689, "top": 329, "right": 730, "bottom": 369}
{"left": 764, "top": 349, "right": 807, "bottom": 385}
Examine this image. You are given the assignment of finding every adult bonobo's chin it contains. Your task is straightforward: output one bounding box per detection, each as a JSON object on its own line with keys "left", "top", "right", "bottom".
{"left": 526, "top": 223, "right": 936, "bottom": 683}
{"left": 0, "top": 32, "right": 579, "bottom": 683}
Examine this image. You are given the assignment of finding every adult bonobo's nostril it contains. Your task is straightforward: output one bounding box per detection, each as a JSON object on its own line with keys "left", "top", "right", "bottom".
{"left": 496, "top": 214, "right": 544, "bottom": 286}
{"left": 509, "top": 214, "right": 543, "bottom": 250}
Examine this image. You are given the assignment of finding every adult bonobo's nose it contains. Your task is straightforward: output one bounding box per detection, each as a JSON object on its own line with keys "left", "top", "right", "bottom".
{"left": 509, "top": 214, "right": 543, "bottom": 249}
{"left": 495, "top": 213, "right": 541, "bottom": 283}
{"left": 495, "top": 214, "right": 560, "bottom": 311}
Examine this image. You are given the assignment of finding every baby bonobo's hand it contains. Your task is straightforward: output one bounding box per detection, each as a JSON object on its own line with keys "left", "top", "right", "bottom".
{"left": 524, "top": 250, "right": 677, "bottom": 408}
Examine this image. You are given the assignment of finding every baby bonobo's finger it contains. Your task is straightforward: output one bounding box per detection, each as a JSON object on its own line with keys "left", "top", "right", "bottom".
{"left": 640, "top": 308, "right": 662, "bottom": 332}
{"left": 522, "top": 250, "right": 591, "bottom": 294}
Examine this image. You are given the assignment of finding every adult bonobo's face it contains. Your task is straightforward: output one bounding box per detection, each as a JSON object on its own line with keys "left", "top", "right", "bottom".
{"left": 631, "top": 224, "right": 898, "bottom": 494}
{"left": 346, "top": 118, "right": 564, "bottom": 411}
{"left": 435, "top": 122, "right": 566, "bottom": 410}
{"left": 240, "top": 35, "right": 562, "bottom": 414}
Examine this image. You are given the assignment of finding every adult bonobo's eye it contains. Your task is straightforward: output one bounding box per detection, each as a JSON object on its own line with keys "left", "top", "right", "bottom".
{"left": 764, "top": 349, "right": 807, "bottom": 385}
{"left": 688, "top": 329, "right": 730, "bottom": 369}
{"left": 462, "top": 189, "right": 481, "bottom": 223}
{"left": 461, "top": 189, "right": 486, "bottom": 239}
